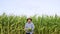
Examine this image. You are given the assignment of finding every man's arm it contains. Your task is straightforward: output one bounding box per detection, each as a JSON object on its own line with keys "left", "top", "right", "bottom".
{"left": 31, "top": 23, "right": 35, "bottom": 31}
{"left": 25, "top": 23, "right": 27, "bottom": 29}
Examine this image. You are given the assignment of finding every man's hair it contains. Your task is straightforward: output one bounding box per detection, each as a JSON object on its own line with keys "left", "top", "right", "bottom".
{"left": 27, "top": 18, "right": 32, "bottom": 21}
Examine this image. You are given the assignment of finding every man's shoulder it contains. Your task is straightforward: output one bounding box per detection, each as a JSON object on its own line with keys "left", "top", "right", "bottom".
{"left": 31, "top": 22, "right": 34, "bottom": 25}
{"left": 25, "top": 23, "right": 28, "bottom": 24}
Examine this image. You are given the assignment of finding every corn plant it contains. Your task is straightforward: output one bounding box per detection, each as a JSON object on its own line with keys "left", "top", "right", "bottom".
{"left": 0, "top": 13, "right": 60, "bottom": 34}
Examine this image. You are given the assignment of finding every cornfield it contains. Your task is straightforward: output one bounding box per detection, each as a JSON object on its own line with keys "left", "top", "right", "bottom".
{"left": 0, "top": 13, "right": 60, "bottom": 34}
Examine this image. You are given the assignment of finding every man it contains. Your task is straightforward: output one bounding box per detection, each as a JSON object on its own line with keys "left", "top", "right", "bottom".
{"left": 25, "top": 18, "right": 35, "bottom": 34}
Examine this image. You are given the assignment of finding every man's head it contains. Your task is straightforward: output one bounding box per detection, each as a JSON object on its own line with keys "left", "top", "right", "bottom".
{"left": 27, "top": 18, "right": 32, "bottom": 23}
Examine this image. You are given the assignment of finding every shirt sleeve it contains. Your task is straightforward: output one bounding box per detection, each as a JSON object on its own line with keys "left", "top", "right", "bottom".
{"left": 25, "top": 23, "right": 27, "bottom": 29}
{"left": 25, "top": 23, "right": 28, "bottom": 32}
{"left": 31, "top": 23, "right": 35, "bottom": 31}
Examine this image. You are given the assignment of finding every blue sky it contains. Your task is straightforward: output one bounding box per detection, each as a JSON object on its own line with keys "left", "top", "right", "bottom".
{"left": 0, "top": 0, "right": 60, "bottom": 17}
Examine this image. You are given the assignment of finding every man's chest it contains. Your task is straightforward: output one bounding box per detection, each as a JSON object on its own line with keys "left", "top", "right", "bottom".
{"left": 26, "top": 24, "right": 32, "bottom": 28}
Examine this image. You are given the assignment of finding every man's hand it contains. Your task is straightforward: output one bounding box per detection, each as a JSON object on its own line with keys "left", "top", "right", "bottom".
{"left": 28, "top": 28, "right": 32, "bottom": 32}
{"left": 24, "top": 28, "right": 32, "bottom": 32}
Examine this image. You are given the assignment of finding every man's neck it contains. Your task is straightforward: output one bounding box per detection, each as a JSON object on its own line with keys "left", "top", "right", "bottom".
{"left": 28, "top": 22, "right": 31, "bottom": 24}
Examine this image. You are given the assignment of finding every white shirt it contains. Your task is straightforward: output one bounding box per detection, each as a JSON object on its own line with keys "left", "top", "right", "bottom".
{"left": 25, "top": 22, "right": 34, "bottom": 34}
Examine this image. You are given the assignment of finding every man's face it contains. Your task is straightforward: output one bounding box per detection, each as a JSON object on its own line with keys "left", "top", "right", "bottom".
{"left": 28, "top": 19, "right": 31, "bottom": 23}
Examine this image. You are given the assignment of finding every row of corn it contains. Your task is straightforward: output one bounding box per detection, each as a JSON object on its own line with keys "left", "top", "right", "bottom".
{"left": 0, "top": 13, "right": 60, "bottom": 34}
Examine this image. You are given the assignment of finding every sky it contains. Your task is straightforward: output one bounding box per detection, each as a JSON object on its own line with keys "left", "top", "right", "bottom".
{"left": 0, "top": 0, "right": 60, "bottom": 17}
